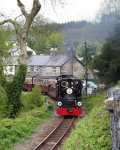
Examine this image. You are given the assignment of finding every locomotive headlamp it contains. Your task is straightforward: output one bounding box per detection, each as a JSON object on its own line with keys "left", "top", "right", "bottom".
{"left": 77, "top": 102, "right": 82, "bottom": 107}
{"left": 66, "top": 88, "right": 73, "bottom": 94}
{"left": 57, "top": 101, "right": 62, "bottom": 106}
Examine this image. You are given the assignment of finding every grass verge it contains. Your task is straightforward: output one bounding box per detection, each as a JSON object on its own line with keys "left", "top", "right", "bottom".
{"left": 63, "top": 92, "right": 112, "bottom": 150}
{"left": 0, "top": 106, "right": 51, "bottom": 150}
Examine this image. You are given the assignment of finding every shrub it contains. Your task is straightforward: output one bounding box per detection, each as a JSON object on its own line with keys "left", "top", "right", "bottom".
{"left": 0, "top": 107, "right": 51, "bottom": 150}
{"left": 0, "top": 85, "right": 9, "bottom": 118}
{"left": 0, "top": 65, "right": 7, "bottom": 88}
{"left": 63, "top": 93, "right": 112, "bottom": 150}
{"left": 30, "top": 86, "right": 44, "bottom": 107}
{"left": 117, "top": 80, "right": 120, "bottom": 86}
{"left": 21, "top": 86, "right": 44, "bottom": 111}
{"left": 21, "top": 92, "right": 33, "bottom": 111}
{"left": 6, "top": 64, "right": 27, "bottom": 118}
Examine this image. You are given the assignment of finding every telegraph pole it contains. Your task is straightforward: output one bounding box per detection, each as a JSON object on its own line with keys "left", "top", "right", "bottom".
{"left": 84, "top": 41, "right": 88, "bottom": 96}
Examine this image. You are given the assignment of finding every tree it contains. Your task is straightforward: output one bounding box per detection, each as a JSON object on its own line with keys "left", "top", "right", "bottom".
{"left": 93, "top": 23, "right": 120, "bottom": 85}
{"left": 77, "top": 43, "right": 97, "bottom": 68}
{"left": 100, "top": 0, "right": 120, "bottom": 17}
{"left": 0, "top": 28, "right": 12, "bottom": 66}
{"left": 0, "top": 0, "right": 65, "bottom": 118}
{"left": 0, "top": 29, "right": 12, "bottom": 56}
{"left": 0, "top": 28, "right": 12, "bottom": 88}
{"left": 0, "top": 0, "right": 41, "bottom": 64}
{"left": 0, "top": 0, "right": 66, "bottom": 60}
{"left": 28, "top": 18, "right": 63, "bottom": 54}
{"left": 6, "top": 65, "right": 27, "bottom": 118}
{"left": 46, "top": 32, "right": 63, "bottom": 49}
{"left": 0, "top": 0, "right": 41, "bottom": 117}
{"left": 0, "top": 85, "right": 9, "bottom": 118}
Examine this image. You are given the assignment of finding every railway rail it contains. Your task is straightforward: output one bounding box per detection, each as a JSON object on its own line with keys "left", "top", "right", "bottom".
{"left": 33, "top": 118, "right": 75, "bottom": 150}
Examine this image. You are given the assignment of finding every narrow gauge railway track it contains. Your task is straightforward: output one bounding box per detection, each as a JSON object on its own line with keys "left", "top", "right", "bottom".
{"left": 33, "top": 118, "right": 75, "bottom": 150}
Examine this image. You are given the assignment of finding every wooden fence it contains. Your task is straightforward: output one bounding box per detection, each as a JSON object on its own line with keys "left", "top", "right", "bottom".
{"left": 106, "top": 100, "right": 120, "bottom": 150}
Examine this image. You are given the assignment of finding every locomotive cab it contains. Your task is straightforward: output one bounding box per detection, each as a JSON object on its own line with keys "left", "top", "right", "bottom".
{"left": 56, "top": 75, "right": 84, "bottom": 117}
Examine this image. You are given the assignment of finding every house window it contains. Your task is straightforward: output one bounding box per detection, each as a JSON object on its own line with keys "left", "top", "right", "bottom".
{"left": 34, "top": 66, "right": 39, "bottom": 72}
{"left": 27, "top": 66, "right": 31, "bottom": 72}
{"left": 52, "top": 67, "right": 56, "bottom": 73}
{"left": 39, "top": 66, "right": 43, "bottom": 73}
{"left": 30, "top": 66, "right": 34, "bottom": 72}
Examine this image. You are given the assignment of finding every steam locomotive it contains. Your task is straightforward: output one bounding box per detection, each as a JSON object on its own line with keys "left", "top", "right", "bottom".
{"left": 23, "top": 75, "right": 85, "bottom": 117}
{"left": 56, "top": 75, "right": 85, "bottom": 117}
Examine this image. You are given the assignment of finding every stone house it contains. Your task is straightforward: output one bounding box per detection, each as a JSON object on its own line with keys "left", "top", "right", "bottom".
{"left": 3, "top": 44, "right": 85, "bottom": 83}
{"left": 4, "top": 54, "right": 85, "bottom": 80}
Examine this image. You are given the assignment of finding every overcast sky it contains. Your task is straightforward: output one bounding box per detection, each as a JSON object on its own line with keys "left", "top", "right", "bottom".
{"left": 0, "top": 0, "right": 104, "bottom": 23}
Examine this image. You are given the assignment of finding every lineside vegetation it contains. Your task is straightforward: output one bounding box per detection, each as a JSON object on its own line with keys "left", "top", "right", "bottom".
{"left": 0, "top": 107, "right": 51, "bottom": 150}
{"left": 0, "top": 87, "right": 52, "bottom": 150}
{"left": 63, "top": 93, "right": 112, "bottom": 150}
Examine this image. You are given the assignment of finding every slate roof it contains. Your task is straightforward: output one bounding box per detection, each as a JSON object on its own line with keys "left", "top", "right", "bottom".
{"left": 27, "top": 55, "right": 72, "bottom": 66}
{"left": 27, "top": 55, "right": 50, "bottom": 66}
{"left": 28, "top": 55, "right": 71, "bottom": 67}
{"left": 5, "top": 54, "right": 81, "bottom": 67}
{"left": 46, "top": 55, "right": 71, "bottom": 66}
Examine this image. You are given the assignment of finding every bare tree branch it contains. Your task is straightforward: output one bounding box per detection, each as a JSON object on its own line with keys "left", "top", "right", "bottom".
{"left": 0, "top": 19, "right": 18, "bottom": 27}
{"left": 14, "top": 14, "right": 23, "bottom": 21}
{"left": 30, "top": 0, "right": 41, "bottom": 19}
{"left": 0, "top": 13, "right": 5, "bottom": 17}
{"left": 24, "top": 0, "right": 41, "bottom": 33}
{"left": 0, "top": 0, "right": 41, "bottom": 65}
{"left": 17, "top": 0, "right": 28, "bottom": 18}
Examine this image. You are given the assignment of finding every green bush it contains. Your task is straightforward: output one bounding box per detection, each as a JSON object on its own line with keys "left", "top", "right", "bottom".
{"left": 0, "top": 65, "right": 7, "bottom": 88}
{"left": 6, "top": 64, "right": 27, "bottom": 118}
{"left": 21, "top": 92, "right": 33, "bottom": 111}
{"left": 30, "top": 86, "right": 44, "bottom": 107}
{"left": 21, "top": 86, "right": 44, "bottom": 111}
{"left": 0, "top": 107, "right": 51, "bottom": 150}
{"left": 0, "top": 85, "right": 9, "bottom": 118}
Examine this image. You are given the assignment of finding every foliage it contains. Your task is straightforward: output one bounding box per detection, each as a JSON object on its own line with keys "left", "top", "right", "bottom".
{"left": 6, "top": 65, "right": 27, "bottom": 118}
{"left": 100, "top": 0, "right": 120, "bottom": 18}
{"left": 93, "top": 24, "right": 120, "bottom": 85}
{"left": 0, "top": 28, "right": 12, "bottom": 85}
{"left": 0, "top": 28, "right": 32, "bottom": 118}
{"left": 77, "top": 43, "right": 97, "bottom": 68}
{"left": 0, "top": 28, "right": 12, "bottom": 110}
{"left": 0, "top": 85, "right": 9, "bottom": 118}
{"left": 63, "top": 93, "right": 111, "bottom": 150}
{"left": 21, "top": 86, "right": 44, "bottom": 111}
{"left": 77, "top": 43, "right": 96, "bottom": 57}
{"left": 28, "top": 22, "right": 63, "bottom": 54}
{"left": 46, "top": 32, "right": 64, "bottom": 48}
{"left": 30, "top": 86, "right": 44, "bottom": 107}
{"left": 0, "top": 65, "right": 7, "bottom": 88}
{"left": 0, "top": 64, "right": 27, "bottom": 118}
{"left": 0, "top": 107, "right": 51, "bottom": 150}
{"left": 0, "top": 28, "right": 12, "bottom": 60}
{"left": 117, "top": 80, "right": 120, "bottom": 86}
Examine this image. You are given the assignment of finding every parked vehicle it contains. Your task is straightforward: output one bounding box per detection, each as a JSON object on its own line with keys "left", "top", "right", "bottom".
{"left": 82, "top": 81, "right": 98, "bottom": 95}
